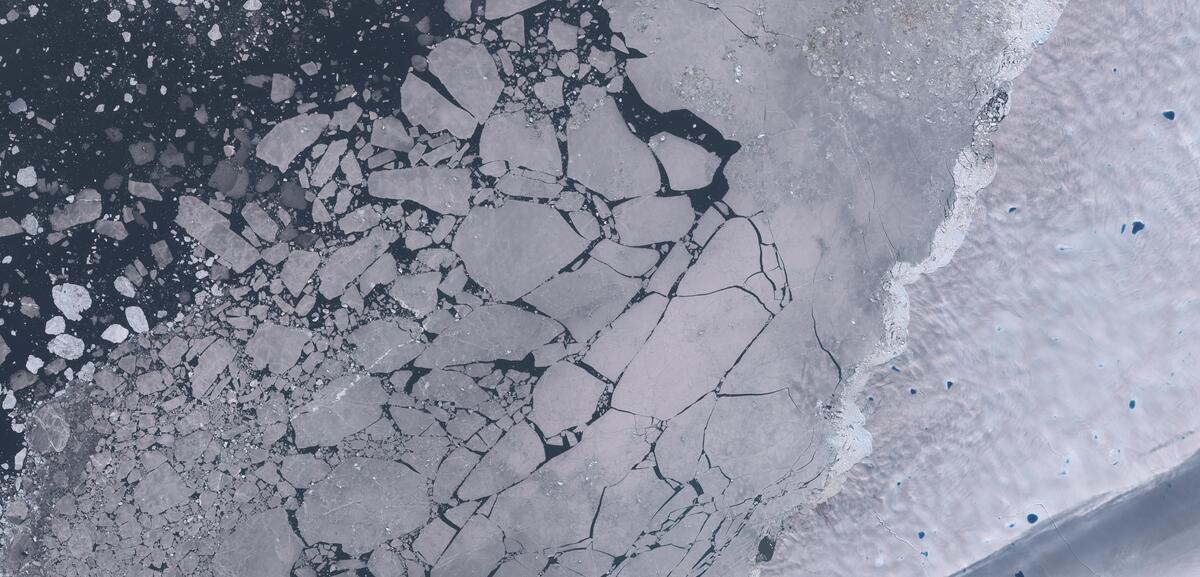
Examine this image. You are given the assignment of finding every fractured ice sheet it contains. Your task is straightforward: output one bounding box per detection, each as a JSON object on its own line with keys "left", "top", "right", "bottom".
{"left": 0, "top": 1, "right": 1116, "bottom": 576}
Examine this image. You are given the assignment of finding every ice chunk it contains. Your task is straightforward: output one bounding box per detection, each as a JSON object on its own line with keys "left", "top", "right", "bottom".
{"left": 583, "top": 293, "right": 668, "bottom": 381}
{"left": 495, "top": 171, "right": 561, "bottom": 199}
{"left": 348, "top": 319, "right": 425, "bottom": 373}
{"left": 704, "top": 391, "right": 820, "bottom": 502}
{"left": 292, "top": 374, "right": 387, "bottom": 448}
{"left": 548, "top": 19, "right": 578, "bottom": 51}
{"left": 114, "top": 276, "right": 136, "bottom": 298}
{"left": 281, "top": 249, "right": 320, "bottom": 297}
{"left": 368, "top": 166, "right": 474, "bottom": 216}
{"left": 532, "top": 77, "right": 565, "bottom": 109}
{"left": 431, "top": 517, "right": 505, "bottom": 577}
{"left": 499, "top": 15, "right": 524, "bottom": 45}
{"left": 16, "top": 166, "right": 36, "bottom": 187}
{"left": 281, "top": 454, "right": 330, "bottom": 487}
{"left": 458, "top": 422, "right": 544, "bottom": 499}
{"left": 246, "top": 323, "right": 310, "bottom": 373}
{"left": 317, "top": 227, "right": 399, "bottom": 299}
{"left": 612, "top": 289, "right": 770, "bottom": 418}
{"left": 100, "top": 324, "right": 129, "bottom": 343}
{"left": 47, "top": 334, "right": 84, "bottom": 360}
{"left": 611, "top": 195, "right": 695, "bottom": 246}
{"left": 388, "top": 271, "right": 441, "bottom": 317}
{"left": 530, "top": 362, "right": 606, "bottom": 436}
{"left": 479, "top": 111, "right": 562, "bottom": 175}
{"left": 426, "top": 38, "right": 503, "bottom": 121}
{"left": 415, "top": 304, "right": 562, "bottom": 368}
{"left": 213, "top": 508, "right": 302, "bottom": 577}
{"left": 486, "top": 411, "right": 648, "bottom": 552}
{"left": 369, "top": 116, "right": 414, "bottom": 152}
{"left": 401, "top": 74, "right": 478, "bottom": 139}
{"left": 445, "top": 0, "right": 471, "bottom": 21}
{"left": 524, "top": 259, "right": 641, "bottom": 342}
{"left": 52, "top": 283, "right": 91, "bottom": 321}
{"left": 297, "top": 457, "right": 429, "bottom": 555}
{"left": 27, "top": 403, "right": 69, "bottom": 453}
{"left": 94, "top": 219, "right": 128, "bottom": 240}
{"left": 255, "top": 113, "right": 330, "bottom": 172}
{"left": 240, "top": 202, "right": 279, "bottom": 241}
{"left": 125, "top": 306, "right": 149, "bottom": 333}
{"left": 133, "top": 465, "right": 192, "bottom": 515}
{"left": 676, "top": 217, "right": 761, "bottom": 295}
{"left": 650, "top": 132, "right": 720, "bottom": 191}
{"left": 655, "top": 393, "right": 715, "bottom": 483}
{"left": 44, "top": 316, "right": 65, "bottom": 335}
{"left": 270, "top": 73, "right": 296, "bottom": 103}
{"left": 590, "top": 466, "right": 675, "bottom": 554}
{"left": 309, "top": 138, "right": 347, "bottom": 187}
{"left": 484, "top": 0, "right": 545, "bottom": 20}
{"left": 49, "top": 189, "right": 103, "bottom": 231}
{"left": 127, "top": 179, "right": 163, "bottom": 201}
{"left": 192, "top": 339, "right": 237, "bottom": 398}
{"left": 337, "top": 205, "right": 382, "bottom": 234}
{"left": 567, "top": 86, "right": 660, "bottom": 199}
{"left": 412, "top": 369, "right": 488, "bottom": 407}
{"left": 368, "top": 549, "right": 408, "bottom": 577}
{"left": 589, "top": 239, "right": 660, "bottom": 277}
{"left": 176, "top": 196, "right": 261, "bottom": 273}
{"left": 453, "top": 200, "right": 588, "bottom": 301}
{"left": 0, "top": 217, "right": 21, "bottom": 237}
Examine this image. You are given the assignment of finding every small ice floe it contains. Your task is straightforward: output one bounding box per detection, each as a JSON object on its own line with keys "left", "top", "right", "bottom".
{"left": 48, "top": 333, "right": 84, "bottom": 360}
{"left": 51, "top": 283, "right": 91, "bottom": 321}
{"left": 101, "top": 324, "right": 130, "bottom": 343}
